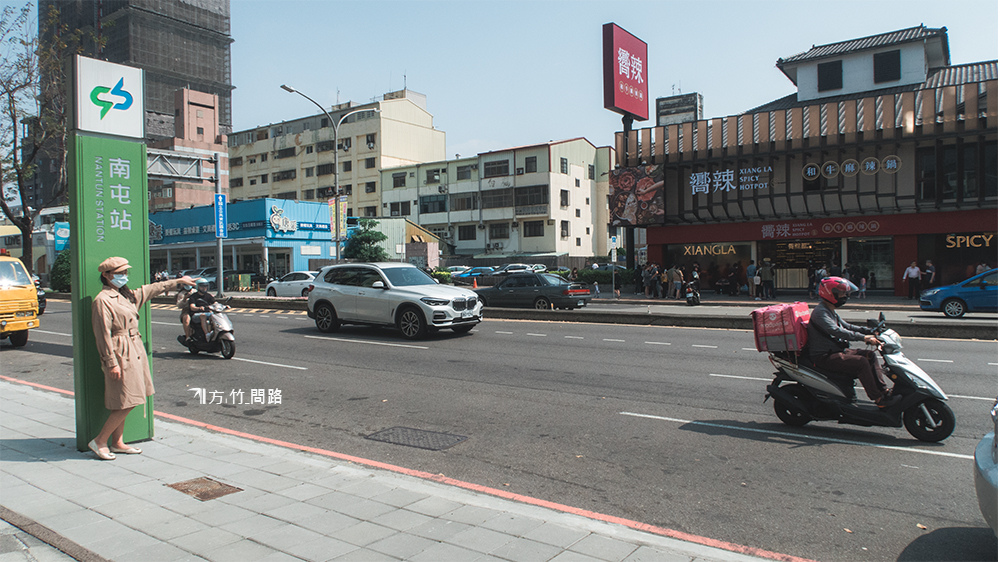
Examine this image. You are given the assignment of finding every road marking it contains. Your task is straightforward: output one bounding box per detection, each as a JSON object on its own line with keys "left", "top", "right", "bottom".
{"left": 645, "top": 341, "right": 671, "bottom": 346}
{"left": 603, "top": 338, "right": 625, "bottom": 342}
{"left": 692, "top": 344, "right": 718, "bottom": 349}
{"left": 620, "top": 412, "right": 973, "bottom": 460}
{"left": 565, "top": 336, "right": 585, "bottom": 339}
{"left": 33, "top": 329, "right": 71, "bottom": 337}
{"left": 709, "top": 373, "right": 771, "bottom": 382}
{"left": 496, "top": 331, "right": 513, "bottom": 334}
{"left": 989, "top": 363, "right": 998, "bottom": 366}
{"left": 151, "top": 321, "right": 176, "bottom": 326}
{"left": 950, "top": 394, "right": 996, "bottom": 402}
{"left": 526, "top": 333, "right": 547, "bottom": 337}
{"left": 304, "top": 335, "right": 428, "bottom": 350}
{"left": 232, "top": 357, "right": 307, "bottom": 370}
{"left": 742, "top": 348, "right": 758, "bottom": 351}
{"left": 917, "top": 358, "right": 954, "bottom": 363}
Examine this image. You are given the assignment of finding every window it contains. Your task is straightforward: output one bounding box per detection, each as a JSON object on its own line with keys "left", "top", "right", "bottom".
{"left": 276, "top": 147, "right": 295, "bottom": 159}
{"left": 304, "top": 167, "right": 314, "bottom": 177}
{"left": 196, "top": 127, "right": 204, "bottom": 136}
{"left": 560, "top": 190, "right": 570, "bottom": 207}
{"left": 575, "top": 209, "right": 581, "bottom": 217}
{"left": 392, "top": 172, "right": 406, "bottom": 188}
{"left": 260, "top": 153, "right": 268, "bottom": 162}
{"left": 229, "top": 177, "right": 243, "bottom": 188}
{"left": 343, "top": 161, "right": 352, "bottom": 172}
{"left": 817, "top": 60, "right": 842, "bottom": 92}
{"left": 489, "top": 223, "right": 509, "bottom": 239}
{"left": 304, "top": 189, "right": 314, "bottom": 200}
{"left": 483, "top": 160, "right": 509, "bottom": 178}
{"left": 306, "top": 146, "right": 313, "bottom": 154}
{"left": 514, "top": 185, "right": 548, "bottom": 206}
{"left": 343, "top": 184, "right": 352, "bottom": 195}
{"left": 248, "top": 156, "right": 256, "bottom": 164}
{"left": 390, "top": 201, "right": 410, "bottom": 216}
{"left": 426, "top": 169, "right": 441, "bottom": 184}
{"left": 260, "top": 174, "right": 268, "bottom": 184}
{"left": 316, "top": 140, "right": 334, "bottom": 152}
{"left": 456, "top": 165, "right": 472, "bottom": 180}
{"left": 458, "top": 225, "right": 477, "bottom": 241}
{"left": 249, "top": 178, "right": 256, "bottom": 185}
{"left": 873, "top": 50, "right": 901, "bottom": 84}
{"left": 365, "top": 181, "right": 376, "bottom": 193}
{"left": 576, "top": 238, "right": 581, "bottom": 246}
{"left": 317, "top": 186, "right": 336, "bottom": 198}
{"left": 230, "top": 157, "right": 243, "bottom": 167}
{"left": 560, "top": 157, "right": 568, "bottom": 174}
{"left": 338, "top": 138, "right": 351, "bottom": 151}
{"left": 450, "top": 193, "right": 478, "bottom": 211}
{"left": 525, "top": 156, "right": 537, "bottom": 173}
{"left": 481, "top": 188, "right": 513, "bottom": 209}
{"left": 575, "top": 178, "right": 581, "bottom": 187}
{"left": 586, "top": 227, "right": 590, "bottom": 234}
{"left": 560, "top": 221, "right": 570, "bottom": 238}
{"left": 317, "top": 163, "right": 334, "bottom": 176}
{"left": 320, "top": 117, "right": 329, "bottom": 128}
{"left": 588, "top": 164, "right": 595, "bottom": 179}
{"left": 364, "top": 206, "right": 377, "bottom": 217}
{"left": 366, "top": 133, "right": 376, "bottom": 146}
{"left": 523, "top": 220, "right": 544, "bottom": 237}
{"left": 275, "top": 191, "right": 295, "bottom": 200}
{"left": 420, "top": 194, "right": 447, "bottom": 213}
{"left": 365, "top": 157, "right": 376, "bottom": 169}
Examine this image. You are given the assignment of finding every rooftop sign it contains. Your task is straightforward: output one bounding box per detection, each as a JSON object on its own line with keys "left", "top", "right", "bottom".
{"left": 603, "top": 23, "right": 648, "bottom": 121}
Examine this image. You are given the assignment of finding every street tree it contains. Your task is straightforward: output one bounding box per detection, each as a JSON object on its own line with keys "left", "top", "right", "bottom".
{"left": 0, "top": 3, "right": 99, "bottom": 273}
{"left": 342, "top": 218, "right": 389, "bottom": 262}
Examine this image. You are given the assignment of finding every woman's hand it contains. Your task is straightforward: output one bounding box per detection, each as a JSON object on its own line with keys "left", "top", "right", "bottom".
{"left": 177, "top": 276, "right": 196, "bottom": 287}
{"left": 109, "top": 365, "right": 122, "bottom": 380}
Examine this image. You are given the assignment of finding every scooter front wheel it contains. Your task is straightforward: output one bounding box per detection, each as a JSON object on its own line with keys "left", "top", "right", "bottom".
{"left": 903, "top": 398, "right": 955, "bottom": 442}
{"left": 220, "top": 339, "right": 235, "bottom": 359}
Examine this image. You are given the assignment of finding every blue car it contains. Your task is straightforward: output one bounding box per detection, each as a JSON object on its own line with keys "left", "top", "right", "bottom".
{"left": 453, "top": 266, "right": 496, "bottom": 285}
{"left": 920, "top": 268, "right": 997, "bottom": 318}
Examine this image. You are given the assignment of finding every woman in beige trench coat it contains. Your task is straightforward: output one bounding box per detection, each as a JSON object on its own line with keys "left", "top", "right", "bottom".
{"left": 88, "top": 256, "right": 195, "bottom": 460}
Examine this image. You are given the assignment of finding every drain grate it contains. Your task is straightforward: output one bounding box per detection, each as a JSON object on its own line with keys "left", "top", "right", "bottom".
{"left": 365, "top": 427, "right": 468, "bottom": 451}
{"left": 167, "top": 477, "right": 243, "bottom": 501}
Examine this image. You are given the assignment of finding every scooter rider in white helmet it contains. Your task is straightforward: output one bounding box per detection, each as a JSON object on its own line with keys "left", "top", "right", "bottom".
{"left": 187, "top": 278, "right": 216, "bottom": 341}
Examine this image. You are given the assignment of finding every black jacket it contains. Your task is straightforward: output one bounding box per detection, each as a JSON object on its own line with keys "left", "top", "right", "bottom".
{"left": 806, "top": 302, "right": 871, "bottom": 360}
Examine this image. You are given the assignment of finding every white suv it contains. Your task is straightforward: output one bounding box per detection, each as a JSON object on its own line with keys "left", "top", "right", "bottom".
{"left": 307, "top": 263, "right": 482, "bottom": 339}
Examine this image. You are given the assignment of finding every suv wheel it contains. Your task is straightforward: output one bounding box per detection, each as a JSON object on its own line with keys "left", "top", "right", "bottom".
{"left": 397, "top": 307, "right": 427, "bottom": 340}
{"left": 314, "top": 303, "right": 340, "bottom": 333}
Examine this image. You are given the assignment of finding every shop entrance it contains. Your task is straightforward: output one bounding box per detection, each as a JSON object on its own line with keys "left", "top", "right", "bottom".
{"left": 848, "top": 237, "right": 894, "bottom": 291}
{"left": 758, "top": 239, "right": 842, "bottom": 290}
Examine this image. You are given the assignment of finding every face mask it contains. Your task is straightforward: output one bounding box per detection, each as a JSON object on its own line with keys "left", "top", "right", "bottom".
{"left": 110, "top": 273, "right": 129, "bottom": 288}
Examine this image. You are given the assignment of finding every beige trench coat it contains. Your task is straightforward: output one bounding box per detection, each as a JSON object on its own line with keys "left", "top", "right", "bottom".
{"left": 92, "top": 280, "right": 181, "bottom": 410}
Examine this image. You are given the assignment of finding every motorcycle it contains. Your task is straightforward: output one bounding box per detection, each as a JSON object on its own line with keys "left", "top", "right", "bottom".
{"left": 177, "top": 300, "right": 236, "bottom": 359}
{"left": 764, "top": 313, "right": 955, "bottom": 442}
{"left": 684, "top": 280, "right": 701, "bottom": 306}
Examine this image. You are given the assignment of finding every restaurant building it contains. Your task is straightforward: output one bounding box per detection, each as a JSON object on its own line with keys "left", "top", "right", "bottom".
{"left": 613, "top": 26, "right": 997, "bottom": 294}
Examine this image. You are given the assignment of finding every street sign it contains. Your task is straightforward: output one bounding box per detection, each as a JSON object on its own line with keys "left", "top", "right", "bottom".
{"left": 215, "top": 193, "right": 228, "bottom": 238}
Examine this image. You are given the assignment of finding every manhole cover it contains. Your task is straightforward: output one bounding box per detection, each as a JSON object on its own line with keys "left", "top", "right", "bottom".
{"left": 167, "top": 477, "right": 243, "bottom": 501}
{"left": 365, "top": 427, "right": 467, "bottom": 451}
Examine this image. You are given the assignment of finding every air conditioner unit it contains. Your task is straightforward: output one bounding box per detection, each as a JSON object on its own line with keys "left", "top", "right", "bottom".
{"left": 477, "top": 223, "right": 486, "bottom": 230}
{"left": 547, "top": 219, "right": 555, "bottom": 225}
{"left": 471, "top": 164, "right": 478, "bottom": 170}
{"left": 438, "top": 186, "right": 448, "bottom": 194}
{"left": 367, "top": 142, "right": 375, "bottom": 149}
{"left": 511, "top": 222, "right": 518, "bottom": 229}
{"left": 409, "top": 172, "right": 415, "bottom": 177}
{"left": 442, "top": 232, "right": 453, "bottom": 240}
{"left": 493, "top": 242, "right": 502, "bottom": 249}
{"left": 516, "top": 168, "right": 524, "bottom": 175}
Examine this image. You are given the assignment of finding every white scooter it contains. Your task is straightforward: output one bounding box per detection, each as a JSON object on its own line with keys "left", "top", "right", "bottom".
{"left": 177, "top": 300, "right": 236, "bottom": 359}
{"left": 765, "top": 313, "right": 954, "bottom": 442}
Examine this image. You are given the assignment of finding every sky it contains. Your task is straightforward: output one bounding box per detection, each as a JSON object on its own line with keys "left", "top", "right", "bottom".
{"left": 228, "top": 0, "right": 998, "bottom": 159}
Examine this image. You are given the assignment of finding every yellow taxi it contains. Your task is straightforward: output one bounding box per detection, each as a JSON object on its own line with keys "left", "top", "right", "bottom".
{"left": 0, "top": 253, "right": 39, "bottom": 347}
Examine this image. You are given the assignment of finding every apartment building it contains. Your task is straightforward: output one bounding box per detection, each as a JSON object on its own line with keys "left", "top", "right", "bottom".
{"left": 227, "top": 89, "right": 445, "bottom": 217}
{"left": 380, "top": 139, "right": 613, "bottom": 259}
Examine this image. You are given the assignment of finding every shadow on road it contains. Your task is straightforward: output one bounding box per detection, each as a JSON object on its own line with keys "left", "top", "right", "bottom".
{"left": 898, "top": 526, "right": 997, "bottom": 561}
{"left": 675, "top": 418, "right": 949, "bottom": 450}
{"left": 0, "top": 340, "right": 73, "bottom": 359}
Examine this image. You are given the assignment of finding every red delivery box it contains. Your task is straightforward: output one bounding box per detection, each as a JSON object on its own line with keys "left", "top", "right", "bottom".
{"left": 751, "top": 302, "right": 810, "bottom": 352}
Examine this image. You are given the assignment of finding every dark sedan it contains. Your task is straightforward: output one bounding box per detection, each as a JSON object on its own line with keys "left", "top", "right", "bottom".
{"left": 474, "top": 272, "right": 592, "bottom": 310}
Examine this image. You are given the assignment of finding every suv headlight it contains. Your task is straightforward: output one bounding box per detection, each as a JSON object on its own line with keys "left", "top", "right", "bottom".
{"left": 420, "top": 297, "right": 450, "bottom": 306}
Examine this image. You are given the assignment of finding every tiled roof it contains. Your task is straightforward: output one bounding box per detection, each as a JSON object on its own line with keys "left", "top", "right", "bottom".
{"left": 746, "top": 60, "right": 997, "bottom": 114}
{"left": 777, "top": 25, "right": 947, "bottom": 66}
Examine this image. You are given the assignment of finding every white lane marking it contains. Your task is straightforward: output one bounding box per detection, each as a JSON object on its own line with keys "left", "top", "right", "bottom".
{"left": 303, "top": 335, "right": 428, "bottom": 350}
{"left": 950, "top": 394, "right": 997, "bottom": 402}
{"left": 645, "top": 341, "right": 671, "bottom": 346}
{"left": 496, "top": 331, "right": 513, "bottom": 335}
{"left": 151, "top": 321, "right": 176, "bottom": 326}
{"left": 619, "top": 412, "right": 973, "bottom": 460}
{"left": 692, "top": 344, "right": 718, "bottom": 349}
{"left": 34, "top": 329, "right": 71, "bottom": 337}
{"left": 710, "top": 373, "right": 771, "bottom": 382}
{"left": 526, "top": 333, "right": 547, "bottom": 337}
{"left": 917, "top": 358, "right": 954, "bottom": 363}
{"left": 742, "top": 348, "right": 759, "bottom": 351}
{"left": 565, "top": 336, "right": 585, "bottom": 340}
{"left": 989, "top": 363, "right": 998, "bottom": 366}
{"left": 232, "top": 357, "right": 307, "bottom": 370}
{"left": 603, "top": 338, "right": 625, "bottom": 342}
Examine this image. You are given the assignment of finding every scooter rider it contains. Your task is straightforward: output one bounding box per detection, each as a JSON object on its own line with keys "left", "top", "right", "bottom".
{"left": 187, "top": 278, "right": 216, "bottom": 342}
{"left": 807, "top": 277, "right": 900, "bottom": 408}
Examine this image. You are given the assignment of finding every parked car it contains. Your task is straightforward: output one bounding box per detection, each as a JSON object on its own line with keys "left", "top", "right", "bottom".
{"left": 595, "top": 263, "right": 628, "bottom": 272}
{"left": 444, "top": 266, "right": 470, "bottom": 276}
{"left": 530, "top": 264, "right": 547, "bottom": 272}
{"left": 919, "top": 268, "right": 997, "bottom": 318}
{"left": 199, "top": 268, "right": 237, "bottom": 291}
{"left": 495, "top": 263, "right": 532, "bottom": 275}
{"left": 974, "top": 400, "right": 998, "bottom": 535}
{"left": 265, "top": 271, "right": 318, "bottom": 297}
{"left": 474, "top": 272, "right": 592, "bottom": 310}
{"left": 453, "top": 266, "right": 496, "bottom": 284}
{"left": 307, "top": 262, "right": 482, "bottom": 339}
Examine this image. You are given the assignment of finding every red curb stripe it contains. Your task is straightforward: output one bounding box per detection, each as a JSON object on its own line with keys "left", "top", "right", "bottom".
{"left": 2, "top": 375, "right": 813, "bottom": 562}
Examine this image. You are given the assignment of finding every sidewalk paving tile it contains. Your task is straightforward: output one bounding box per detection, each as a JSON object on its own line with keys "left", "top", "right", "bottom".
{"left": 274, "top": 482, "right": 330, "bottom": 502}
{"left": 445, "top": 525, "right": 516, "bottom": 554}
{"left": 403, "top": 495, "right": 465, "bottom": 518}
{"left": 186, "top": 503, "right": 257, "bottom": 527}
{"left": 282, "top": 535, "right": 356, "bottom": 561}
{"left": 408, "top": 540, "right": 487, "bottom": 562}
{"left": 548, "top": 550, "right": 606, "bottom": 562}
{"left": 521, "top": 521, "right": 592, "bottom": 548}
{"left": 366, "top": 531, "right": 437, "bottom": 559}
{"left": 218, "top": 514, "right": 287, "bottom": 538}
{"left": 369, "top": 507, "right": 434, "bottom": 532}
{"left": 329, "top": 548, "right": 399, "bottom": 561}
{"left": 408, "top": 517, "right": 472, "bottom": 542}
{"left": 304, "top": 490, "right": 366, "bottom": 512}
{"left": 369, "top": 487, "right": 430, "bottom": 509}
{"left": 169, "top": 526, "right": 244, "bottom": 556}
{"left": 568, "top": 533, "right": 642, "bottom": 561}
{"left": 442, "top": 504, "right": 499, "bottom": 526}
{"left": 622, "top": 545, "right": 693, "bottom": 562}
{"left": 480, "top": 512, "right": 546, "bottom": 537}
{"left": 331, "top": 521, "right": 397, "bottom": 547}
{"left": 489, "top": 537, "right": 565, "bottom": 562}
{"left": 262, "top": 501, "right": 329, "bottom": 525}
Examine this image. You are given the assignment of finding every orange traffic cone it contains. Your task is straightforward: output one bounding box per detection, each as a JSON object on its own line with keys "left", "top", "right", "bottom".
{"left": 473, "top": 278, "right": 478, "bottom": 289}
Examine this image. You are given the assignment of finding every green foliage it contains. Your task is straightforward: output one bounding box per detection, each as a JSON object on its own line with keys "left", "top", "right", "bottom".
{"left": 577, "top": 269, "right": 634, "bottom": 285}
{"left": 430, "top": 271, "right": 452, "bottom": 284}
{"left": 49, "top": 249, "right": 70, "bottom": 292}
{"left": 342, "top": 218, "right": 389, "bottom": 262}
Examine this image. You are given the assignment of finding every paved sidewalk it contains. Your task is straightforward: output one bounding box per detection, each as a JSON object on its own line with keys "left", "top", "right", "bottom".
{"left": 0, "top": 380, "right": 799, "bottom": 562}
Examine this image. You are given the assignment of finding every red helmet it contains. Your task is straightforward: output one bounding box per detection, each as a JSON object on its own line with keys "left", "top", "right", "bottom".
{"left": 818, "top": 276, "right": 857, "bottom": 307}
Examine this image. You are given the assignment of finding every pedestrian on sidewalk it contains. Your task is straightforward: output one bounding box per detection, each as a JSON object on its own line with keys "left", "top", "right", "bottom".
{"left": 903, "top": 261, "right": 922, "bottom": 299}
{"left": 759, "top": 258, "right": 775, "bottom": 299}
{"left": 89, "top": 257, "right": 196, "bottom": 461}
{"left": 746, "top": 260, "right": 757, "bottom": 299}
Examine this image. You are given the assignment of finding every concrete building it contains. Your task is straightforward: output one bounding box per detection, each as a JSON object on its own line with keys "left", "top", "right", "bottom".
{"left": 227, "top": 89, "right": 445, "bottom": 219}
{"left": 613, "top": 25, "right": 997, "bottom": 294}
{"left": 380, "top": 138, "right": 614, "bottom": 262}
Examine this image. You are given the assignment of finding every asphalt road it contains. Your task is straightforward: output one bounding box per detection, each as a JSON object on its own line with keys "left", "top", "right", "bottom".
{"left": 6, "top": 300, "right": 998, "bottom": 562}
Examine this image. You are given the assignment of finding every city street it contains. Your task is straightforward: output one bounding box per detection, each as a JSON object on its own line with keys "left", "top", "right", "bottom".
{"left": 5, "top": 300, "right": 997, "bottom": 561}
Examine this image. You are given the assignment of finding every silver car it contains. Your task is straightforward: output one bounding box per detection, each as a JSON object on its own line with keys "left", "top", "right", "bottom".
{"left": 265, "top": 271, "right": 318, "bottom": 297}
{"left": 307, "top": 262, "right": 482, "bottom": 339}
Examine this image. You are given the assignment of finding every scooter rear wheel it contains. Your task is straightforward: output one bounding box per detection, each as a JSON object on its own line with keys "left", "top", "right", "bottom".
{"left": 773, "top": 383, "right": 812, "bottom": 427}
{"left": 903, "top": 398, "right": 955, "bottom": 442}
